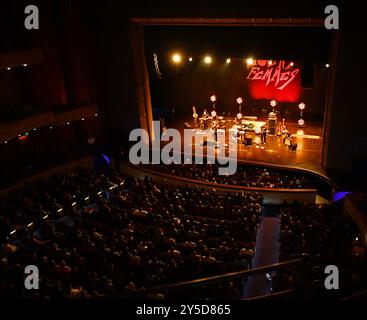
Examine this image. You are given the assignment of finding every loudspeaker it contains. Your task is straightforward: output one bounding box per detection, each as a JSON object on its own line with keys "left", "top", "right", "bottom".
{"left": 243, "top": 138, "right": 252, "bottom": 145}
{"left": 184, "top": 122, "right": 191, "bottom": 128}
{"left": 289, "top": 143, "right": 298, "bottom": 151}
{"left": 301, "top": 60, "right": 314, "bottom": 88}
{"left": 268, "top": 118, "right": 276, "bottom": 135}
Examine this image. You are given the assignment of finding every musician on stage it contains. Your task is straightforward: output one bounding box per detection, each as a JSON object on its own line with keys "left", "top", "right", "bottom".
{"left": 261, "top": 124, "right": 268, "bottom": 144}
{"left": 202, "top": 109, "right": 209, "bottom": 129}
{"left": 192, "top": 106, "right": 198, "bottom": 127}
{"left": 240, "top": 126, "right": 247, "bottom": 142}
{"left": 210, "top": 118, "right": 219, "bottom": 141}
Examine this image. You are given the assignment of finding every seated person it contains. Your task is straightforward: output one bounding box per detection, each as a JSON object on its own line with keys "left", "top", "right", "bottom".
{"left": 284, "top": 132, "right": 292, "bottom": 146}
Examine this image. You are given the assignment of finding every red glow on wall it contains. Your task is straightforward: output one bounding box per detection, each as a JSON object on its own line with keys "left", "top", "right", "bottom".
{"left": 246, "top": 60, "right": 301, "bottom": 102}
{"left": 18, "top": 135, "right": 28, "bottom": 142}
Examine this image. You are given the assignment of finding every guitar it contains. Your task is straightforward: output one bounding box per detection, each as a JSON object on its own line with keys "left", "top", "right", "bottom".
{"left": 192, "top": 106, "right": 198, "bottom": 119}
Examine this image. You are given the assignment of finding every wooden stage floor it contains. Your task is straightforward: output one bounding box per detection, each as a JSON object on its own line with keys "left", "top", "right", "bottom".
{"left": 171, "top": 116, "right": 325, "bottom": 177}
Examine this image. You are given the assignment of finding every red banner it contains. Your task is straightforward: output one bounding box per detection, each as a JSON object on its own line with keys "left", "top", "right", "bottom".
{"left": 246, "top": 60, "right": 301, "bottom": 102}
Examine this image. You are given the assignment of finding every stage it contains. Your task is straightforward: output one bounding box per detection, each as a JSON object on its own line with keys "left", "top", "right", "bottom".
{"left": 171, "top": 115, "right": 325, "bottom": 177}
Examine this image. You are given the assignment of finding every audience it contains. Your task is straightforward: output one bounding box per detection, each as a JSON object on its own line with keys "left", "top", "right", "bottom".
{"left": 0, "top": 167, "right": 365, "bottom": 300}
{"left": 142, "top": 163, "right": 310, "bottom": 189}
{"left": 0, "top": 170, "right": 262, "bottom": 299}
{"left": 278, "top": 201, "right": 367, "bottom": 297}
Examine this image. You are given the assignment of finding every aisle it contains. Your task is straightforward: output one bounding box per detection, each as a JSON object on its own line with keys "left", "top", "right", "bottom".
{"left": 241, "top": 205, "right": 281, "bottom": 299}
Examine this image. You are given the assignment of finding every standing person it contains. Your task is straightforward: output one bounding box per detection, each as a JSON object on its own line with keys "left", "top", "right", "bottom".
{"left": 213, "top": 123, "right": 218, "bottom": 145}
{"left": 202, "top": 109, "right": 209, "bottom": 130}
{"left": 192, "top": 106, "right": 198, "bottom": 127}
{"left": 284, "top": 132, "right": 291, "bottom": 146}
{"left": 261, "top": 124, "right": 268, "bottom": 144}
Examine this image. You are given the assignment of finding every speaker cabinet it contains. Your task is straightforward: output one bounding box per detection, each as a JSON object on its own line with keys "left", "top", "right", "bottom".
{"left": 268, "top": 119, "right": 276, "bottom": 135}
{"left": 243, "top": 138, "right": 252, "bottom": 145}
{"left": 289, "top": 143, "right": 298, "bottom": 151}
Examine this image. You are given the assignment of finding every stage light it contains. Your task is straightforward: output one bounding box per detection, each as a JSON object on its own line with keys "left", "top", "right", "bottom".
{"left": 270, "top": 100, "right": 277, "bottom": 107}
{"left": 270, "top": 100, "right": 277, "bottom": 112}
{"left": 4, "top": 141, "right": 7, "bottom": 144}
{"left": 211, "top": 110, "right": 217, "bottom": 117}
{"left": 33, "top": 128, "right": 37, "bottom": 131}
{"left": 226, "top": 58, "right": 231, "bottom": 64}
{"left": 67, "top": 122, "right": 70, "bottom": 125}
{"left": 246, "top": 57, "right": 254, "bottom": 65}
{"left": 298, "top": 119, "right": 305, "bottom": 127}
{"left": 237, "top": 112, "right": 243, "bottom": 119}
{"left": 23, "top": 64, "right": 27, "bottom": 67}
{"left": 298, "top": 102, "right": 306, "bottom": 118}
{"left": 210, "top": 95, "right": 217, "bottom": 110}
{"left": 290, "top": 62, "right": 294, "bottom": 67}
{"left": 49, "top": 126, "right": 53, "bottom": 129}
{"left": 188, "top": 57, "right": 193, "bottom": 62}
{"left": 81, "top": 118, "right": 85, "bottom": 121}
{"left": 6, "top": 67, "right": 11, "bottom": 70}
{"left": 204, "top": 56, "right": 212, "bottom": 64}
{"left": 236, "top": 97, "right": 243, "bottom": 114}
{"left": 268, "top": 60, "right": 273, "bottom": 65}
{"left": 172, "top": 53, "right": 182, "bottom": 63}
{"left": 298, "top": 102, "right": 306, "bottom": 110}
{"left": 325, "top": 63, "right": 330, "bottom": 68}
{"left": 94, "top": 113, "right": 98, "bottom": 117}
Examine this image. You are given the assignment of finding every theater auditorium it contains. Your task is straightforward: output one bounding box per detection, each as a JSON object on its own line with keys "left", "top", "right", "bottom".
{"left": 0, "top": 1, "right": 366, "bottom": 301}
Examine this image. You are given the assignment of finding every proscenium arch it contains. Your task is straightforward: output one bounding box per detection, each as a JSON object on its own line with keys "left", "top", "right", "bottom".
{"left": 129, "top": 17, "right": 336, "bottom": 171}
